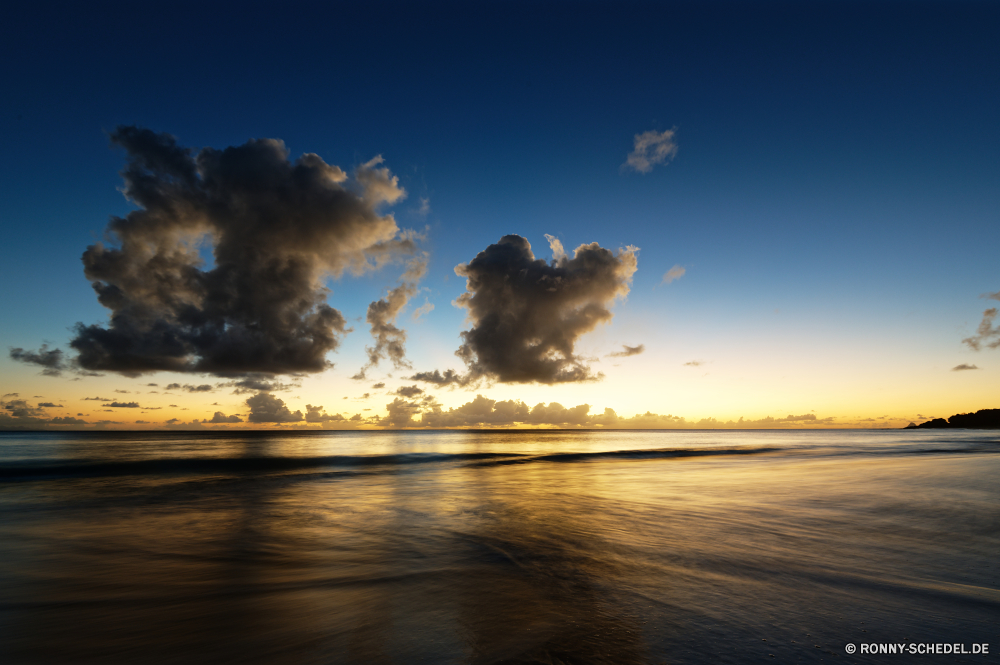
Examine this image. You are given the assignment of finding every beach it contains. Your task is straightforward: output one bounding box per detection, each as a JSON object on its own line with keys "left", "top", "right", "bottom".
{"left": 0, "top": 429, "right": 997, "bottom": 663}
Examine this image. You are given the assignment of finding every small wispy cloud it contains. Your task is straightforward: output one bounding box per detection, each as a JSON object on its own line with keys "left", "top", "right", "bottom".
{"left": 951, "top": 363, "right": 980, "bottom": 371}
{"left": 412, "top": 301, "right": 434, "bottom": 321}
{"left": 9, "top": 344, "right": 66, "bottom": 376}
{"left": 415, "top": 197, "right": 430, "bottom": 217}
{"left": 961, "top": 290, "right": 1000, "bottom": 351}
{"left": 963, "top": 307, "right": 999, "bottom": 351}
{"left": 622, "top": 128, "right": 678, "bottom": 174}
{"left": 662, "top": 265, "right": 686, "bottom": 285}
{"left": 607, "top": 344, "right": 645, "bottom": 358}
{"left": 683, "top": 360, "right": 704, "bottom": 367}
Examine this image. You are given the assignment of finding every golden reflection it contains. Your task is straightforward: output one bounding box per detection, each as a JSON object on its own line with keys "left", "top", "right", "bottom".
{"left": 0, "top": 430, "right": 997, "bottom": 663}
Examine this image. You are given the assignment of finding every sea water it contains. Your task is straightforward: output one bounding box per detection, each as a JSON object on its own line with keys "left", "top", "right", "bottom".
{"left": 0, "top": 429, "right": 997, "bottom": 663}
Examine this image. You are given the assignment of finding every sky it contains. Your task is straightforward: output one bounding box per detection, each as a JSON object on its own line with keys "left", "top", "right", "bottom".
{"left": 1, "top": 1, "right": 998, "bottom": 430}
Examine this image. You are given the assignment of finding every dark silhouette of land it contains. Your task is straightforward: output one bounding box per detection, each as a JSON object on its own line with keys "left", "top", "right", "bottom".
{"left": 905, "top": 408, "right": 1000, "bottom": 429}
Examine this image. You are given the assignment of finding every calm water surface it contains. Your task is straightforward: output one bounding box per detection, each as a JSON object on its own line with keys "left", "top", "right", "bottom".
{"left": 0, "top": 429, "right": 997, "bottom": 664}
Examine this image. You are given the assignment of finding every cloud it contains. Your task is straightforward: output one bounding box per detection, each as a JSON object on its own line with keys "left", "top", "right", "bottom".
{"left": 408, "top": 369, "right": 468, "bottom": 386}
{"left": 773, "top": 413, "right": 820, "bottom": 423}
{"left": 107, "top": 402, "right": 141, "bottom": 408}
{"left": 415, "top": 197, "right": 430, "bottom": 217}
{"left": 382, "top": 397, "right": 425, "bottom": 427}
{"left": 0, "top": 398, "right": 88, "bottom": 429}
{"left": 370, "top": 393, "right": 838, "bottom": 430}
{"left": 661, "top": 265, "right": 685, "bottom": 284}
{"left": 68, "top": 126, "right": 417, "bottom": 378}
{"left": 8, "top": 344, "right": 67, "bottom": 376}
{"left": 395, "top": 385, "right": 424, "bottom": 397}
{"left": 37, "top": 402, "right": 63, "bottom": 408}
{"left": 378, "top": 394, "right": 611, "bottom": 428}
{"left": 607, "top": 344, "right": 644, "bottom": 358}
{"left": 206, "top": 411, "right": 243, "bottom": 423}
{"left": 414, "top": 234, "right": 637, "bottom": 385}
{"left": 372, "top": 382, "right": 385, "bottom": 389}
{"left": 217, "top": 377, "right": 298, "bottom": 394}
{"left": 3, "top": 399, "right": 46, "bottom": 418}
{"left": 544, "top": 234, "right": 567, "bottom": 262}
{"left": 411, "top": 301, "right": 434, "bottom": 321}
{"left": 951, "top": 363, "right": 980, "bottom": 371}
{"left": 622, "top": 128, "right": 678, "bottom": 174}
{"left": 163, "top": 383, "right": 214, "bottom": 393}
{"left": 683, "top": 360, "right": 704, "bottom": 367}
{"left": 358, "top": 254, "right": 428, "bottom": 375}
{"left": 963, "top": 307, "right": 1000, "bottom": 351}
{"left": 83, "top": 396, "right": 111, "bottom": 401}
{"left": 246, "top": 392, "right": 303, "bottom": 423}
{"left": 50, "top": 416, "right": 86, "bottom": 425}
{"left": 304, "top": 404, "right": 346, "bottom": 423}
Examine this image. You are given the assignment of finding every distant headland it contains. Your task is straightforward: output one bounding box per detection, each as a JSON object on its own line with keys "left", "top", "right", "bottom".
{"left": 905, "top": 409, "right": 1000, "bottom": 429}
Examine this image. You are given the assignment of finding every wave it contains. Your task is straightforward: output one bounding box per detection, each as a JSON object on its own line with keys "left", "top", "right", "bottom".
{"left": 0, "top": 451, "right": 509, "bottom": 481}
{"left": 465, "top": 446, "right": 782, "bottom": 467}
{"left": 1, "top": 442, "right": 998, "bottom": 481}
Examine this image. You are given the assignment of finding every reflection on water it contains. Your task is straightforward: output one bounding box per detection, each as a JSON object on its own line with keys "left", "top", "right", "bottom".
{"left": 0, "top": 430, "right": 997, "bottom": 663}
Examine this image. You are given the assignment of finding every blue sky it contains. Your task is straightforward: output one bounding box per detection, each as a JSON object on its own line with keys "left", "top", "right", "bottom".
{"left": 1, "top": 1, "right": 997, "bottom": 428}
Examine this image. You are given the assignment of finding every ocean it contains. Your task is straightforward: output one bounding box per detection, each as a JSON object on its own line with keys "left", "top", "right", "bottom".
{"left": 0, "top": 429, "right": 997, "bottom": 664}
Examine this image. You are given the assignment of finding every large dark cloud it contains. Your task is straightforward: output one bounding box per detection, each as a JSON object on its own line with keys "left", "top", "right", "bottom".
{"left": 412, "top": 235, "right": 637, "bottom": 385}
{"left": 69, "top": 126, "right": 416, "bottom": 377}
